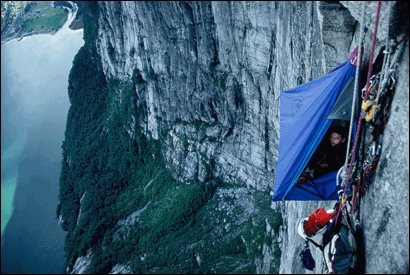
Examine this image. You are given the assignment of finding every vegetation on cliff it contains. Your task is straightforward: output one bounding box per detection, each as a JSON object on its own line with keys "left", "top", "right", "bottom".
{"left": 58, "top": 2, "right": 282, "bottom": 273}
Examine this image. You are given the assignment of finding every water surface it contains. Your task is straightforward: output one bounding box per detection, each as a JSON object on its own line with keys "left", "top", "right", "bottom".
{"left": 1, "top": 5, "right": 83, "bottom": 273}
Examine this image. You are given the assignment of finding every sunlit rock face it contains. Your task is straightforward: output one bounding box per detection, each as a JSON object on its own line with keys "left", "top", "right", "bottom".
{"left": 66, "top": 1, "right": 408, "bottom": 273}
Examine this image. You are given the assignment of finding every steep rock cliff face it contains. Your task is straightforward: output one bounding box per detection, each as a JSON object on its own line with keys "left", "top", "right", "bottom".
{"left": 96, "top": 1, "right": 339, "bottom": 191}
{"left": 61, "top": 1, "right": 408, "bottom": 273}
{"left": 92, "top": 3, "right": 331, "bottom": 271}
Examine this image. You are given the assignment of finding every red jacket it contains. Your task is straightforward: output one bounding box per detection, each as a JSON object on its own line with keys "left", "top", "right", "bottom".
{"left": 303, "top": 208, "right": 335, "bottom": 237}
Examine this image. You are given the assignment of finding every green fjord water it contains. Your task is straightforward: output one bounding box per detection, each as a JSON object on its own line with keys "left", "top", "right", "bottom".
{"left": 1, "top": 134, "right": 27, "bottom": 234}
{"left": 1, "top": 5, "right": 83, "bottom": 273}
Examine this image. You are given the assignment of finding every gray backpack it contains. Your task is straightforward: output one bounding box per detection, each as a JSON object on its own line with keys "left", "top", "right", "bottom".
{"left": 323, "top": 220, "right": 357, "bottom": 274}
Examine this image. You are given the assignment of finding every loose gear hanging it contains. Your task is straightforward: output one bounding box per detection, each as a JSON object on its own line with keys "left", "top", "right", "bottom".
{"left": 300, "top": 241, "right": 315, "bottom": 271}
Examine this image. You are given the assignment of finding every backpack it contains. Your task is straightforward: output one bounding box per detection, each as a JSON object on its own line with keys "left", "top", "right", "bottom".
{"left": 323, "top": 214, "right": 358, "bottom": 274}
{"left": 298, "top": 207, "right": 358, "bottom": 274}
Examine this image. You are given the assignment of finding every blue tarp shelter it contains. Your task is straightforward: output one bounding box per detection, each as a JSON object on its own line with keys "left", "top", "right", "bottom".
{"left": 272, "top": 59, "right": 357, "bottom": 201}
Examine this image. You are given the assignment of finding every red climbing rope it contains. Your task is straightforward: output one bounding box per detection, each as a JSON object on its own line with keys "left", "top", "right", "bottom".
{"left": 335, "top": 0, "right": 382, "bottom": 224}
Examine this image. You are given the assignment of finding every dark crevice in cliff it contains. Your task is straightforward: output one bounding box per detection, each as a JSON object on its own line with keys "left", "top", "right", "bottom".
{"left": 208, "top": 7, "right": 219, "bottom": 70}
{"left": 264, "top": 117, "right": 270, "bottom": 170}
{"left": 211, "top": 36, "right": 219, "bottom": 68}
{"left": 267, "top": 32, "right": 275, "bottom": 78}
{"left": 289, "top": 40, "right": 294, "bottom": 63}
{"left": 182, "top": 2, "right": 198, "bottom": 60}
{"left": 208, "top": 99, "right": 218, "bottom": 123}
{"left": 389, "top": 2, "right": 409, "bottom": 38}
{"left": 233, "top": 79, "right": 245, "bottom": 113}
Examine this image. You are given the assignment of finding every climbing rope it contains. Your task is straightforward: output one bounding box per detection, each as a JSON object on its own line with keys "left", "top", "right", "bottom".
{"left": 350, "top": 126, "right": 366, "bottom": 215}
{"left": 339, "top": 2, "right": 367, "bottom": 189}
{"left": 363, "top": 33, "right": 405, "bottom": 125}
{"left": 349, "top": 36, "right": 406, "bottom": 214}
{"left": 334, "top": 0, "right": 382, "bottom": 225}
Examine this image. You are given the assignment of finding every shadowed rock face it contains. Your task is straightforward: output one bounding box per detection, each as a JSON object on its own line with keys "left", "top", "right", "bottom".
{"left": 66, "top": 1, "right": 408, "bottom": 273}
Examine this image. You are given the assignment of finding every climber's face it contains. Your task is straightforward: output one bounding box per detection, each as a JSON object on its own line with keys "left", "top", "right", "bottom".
{"left": 330, "top": 132, "right": 344, "bottom": 147}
